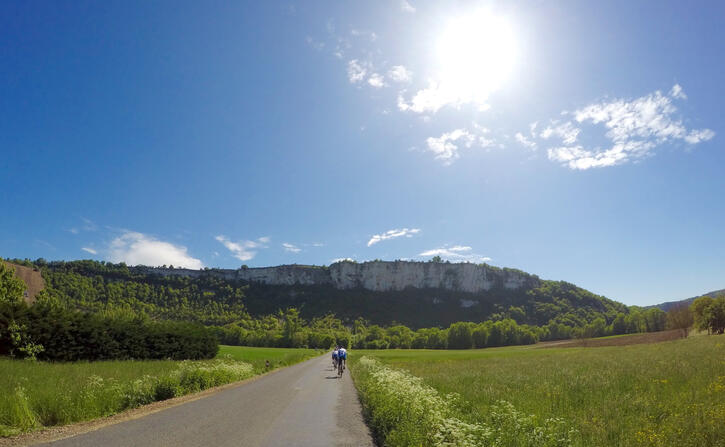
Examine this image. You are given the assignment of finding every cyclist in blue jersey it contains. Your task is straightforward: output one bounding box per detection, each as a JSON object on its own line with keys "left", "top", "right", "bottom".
{"left": 338, "top": 347, "right": 347, "bottom": 371}
{"left": 332, "top": 348, "right": 339, "bottom": 369}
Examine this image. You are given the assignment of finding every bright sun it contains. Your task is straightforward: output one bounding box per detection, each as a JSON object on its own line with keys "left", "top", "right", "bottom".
{"left": 435, "top": 10, "right": 517, "bottom": 107}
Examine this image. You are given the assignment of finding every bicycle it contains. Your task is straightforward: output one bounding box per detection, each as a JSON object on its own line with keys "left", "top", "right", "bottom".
{"left": 337, "top": 358, "right": 344, "bottom": 377}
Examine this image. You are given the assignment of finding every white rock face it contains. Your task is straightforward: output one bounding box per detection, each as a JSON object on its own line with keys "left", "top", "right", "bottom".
{"left": 135, "top": 261, "right": 535, "bottom": 293}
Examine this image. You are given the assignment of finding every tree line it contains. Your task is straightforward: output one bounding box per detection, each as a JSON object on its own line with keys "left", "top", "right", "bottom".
{"left": 1, "top": 262, "right": 218, "bottom": 361}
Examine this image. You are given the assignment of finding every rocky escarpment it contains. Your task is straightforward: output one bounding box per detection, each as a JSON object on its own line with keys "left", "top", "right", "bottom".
{"left": 134, "top": 260, "right": 539, "bottom": 293}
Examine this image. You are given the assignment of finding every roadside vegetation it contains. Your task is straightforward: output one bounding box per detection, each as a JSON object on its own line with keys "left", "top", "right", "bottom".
{"left": 0, "top": 345, "right": 318, "bottom": 438}
{"left": 350, "top": 335, "right": 725, "bottom": 447}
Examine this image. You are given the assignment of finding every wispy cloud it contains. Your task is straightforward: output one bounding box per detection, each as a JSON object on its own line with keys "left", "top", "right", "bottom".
{"left": 388, "top": 65, "right": 412, "bottom": 83}
{"left": 419, "top": 245, "right": 491, "bottom": 263}
{"left": 282, "top": 242, "right": 301, "bottom": 253}
{"left": 425, "top": 126, "right": 499, "bottom": 165}
{"left": 368, "top": 73, "right": 385, "bottom": 88}
{"left": 527, "top": 84, "right": 715, "bottom": 170}
{"left": 670, "top": 83, "right": 686, "bottom": 100}
{"left": 539, "top": 120, "right": 580, "bottom": 145}
{"left": 109, "top": 231, "right": 203, "bottom": 269}
{"left": 347, "top": 59, "right": 368, "bottom": 83}
{"left": 426, "top": 129, "right": 475, "bottom": 164}
{"left": 515, "top": 132, "right": 537, "bottom": 149}
{"left": 67, "top": 217, "right": 98, "bottom": 235}
{"left": 81, "top": 247, "right": 97, "bottom": 255}
{"left": 215, "top": 235, "right": 269, "bottom": 261}
{"left": 367, "top": 228, "right": 421, "bottom": 246}
{"left": 305, "top": 36, "right": 325, "bottom": 51}
{"left": 81, "top": 217, "right": 98, "bottom": 232}
{"left": 400, "top": 0, "right": 416, "bottom": 13}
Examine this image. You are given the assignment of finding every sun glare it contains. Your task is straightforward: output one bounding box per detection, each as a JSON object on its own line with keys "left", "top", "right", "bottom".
{"left": 435, "top": 10, "right": 517, "bottom": 107}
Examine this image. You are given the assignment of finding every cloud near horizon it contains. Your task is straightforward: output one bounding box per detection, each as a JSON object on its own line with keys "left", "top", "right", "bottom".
{"left": 367, "top": 228, "right": 421, "bottom": 246}
{"left": 108, "top": 231, "right": 203, "bottom": 269}
{"left": 215, "top": 235, "right": 269, "bottom": 261}
{"left": 282, "top": 242, "right": 302, "bottom": 253}
{"left": 419, "top": 245, "right": 492, "bottom": 263}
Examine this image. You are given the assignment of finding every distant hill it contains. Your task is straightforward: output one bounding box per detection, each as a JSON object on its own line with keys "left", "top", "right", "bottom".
{"left": 652, "top": 289, "right": 725, "bottom": 312}
{"left": 2, "top": 261, "right": 45, "bottom": 303}
{"left": 16, "top": 259, "right": 634, "bottom": 329}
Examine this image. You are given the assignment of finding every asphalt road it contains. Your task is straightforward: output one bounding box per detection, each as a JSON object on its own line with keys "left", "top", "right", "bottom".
{"left": 41, "top": 355, "right": 374, "bottom": 447}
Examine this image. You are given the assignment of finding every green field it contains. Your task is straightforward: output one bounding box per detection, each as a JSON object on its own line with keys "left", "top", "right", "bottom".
{"left": 0, "top": 346, "right": 319, "bottom": 437}
{"left": 217, "top": 345, "right": 321, "bottom": 369}
{"left": 350, "top": 334, "right": 725, "bottom": 447}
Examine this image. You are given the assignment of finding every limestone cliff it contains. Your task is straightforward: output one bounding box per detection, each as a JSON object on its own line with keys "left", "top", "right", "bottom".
{"left": 134, "top": 260, "right": 538, "bottom": 293}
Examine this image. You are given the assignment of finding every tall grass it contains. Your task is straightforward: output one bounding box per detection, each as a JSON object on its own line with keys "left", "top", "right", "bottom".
{"left": 352, "top": 356, "right": 577, "bottom": 447}
{"left": 352, "top": 335, "right": 725, "bottom": 447}
{"left": 0, "top": 346, "right": 319, "bottom": 437}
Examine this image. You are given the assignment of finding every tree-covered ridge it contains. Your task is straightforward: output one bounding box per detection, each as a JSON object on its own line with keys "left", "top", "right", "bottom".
{"left": 2, "top": 258, "right": 676, "bottom": 353}
{"left": 13, "top": 258, "right": 631, "bottom": 329}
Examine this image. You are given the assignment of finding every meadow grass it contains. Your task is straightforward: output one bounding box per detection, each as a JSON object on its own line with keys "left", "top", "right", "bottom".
{"left": 351, "top": 334, "right": 725, "bottom": 447}
{"left": 0, "top": 346, "right": 319, "bottom": 437}
{"left": 216, "top": 345, "right": 321, "bottom": 370}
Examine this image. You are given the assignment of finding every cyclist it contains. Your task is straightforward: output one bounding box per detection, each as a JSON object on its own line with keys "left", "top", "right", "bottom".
{"left": 332, "top": 347, "right": 339, "bottom": 369}
{"left": 338, "top": 346, "right": 347, "bottom": 372}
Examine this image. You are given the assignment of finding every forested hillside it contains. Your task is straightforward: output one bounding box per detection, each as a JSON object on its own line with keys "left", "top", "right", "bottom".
{"left": 12, "top": 258, "right": 657, "bottom": 328}
{"left": 2, "top": 258, "right": 672, "bottom": 350}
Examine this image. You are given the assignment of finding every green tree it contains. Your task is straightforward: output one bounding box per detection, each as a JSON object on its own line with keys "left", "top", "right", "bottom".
{"left": 447, "top": 322, "right": 474, "bottom": 349}
{"left": 691, "top": 297, "right": 715, "bottom": 333}
{"left": 0, "top": 261, "right": 26, "bottom": 304}
{"left": 666, "top": 304, "right": 693, "bottom": 337}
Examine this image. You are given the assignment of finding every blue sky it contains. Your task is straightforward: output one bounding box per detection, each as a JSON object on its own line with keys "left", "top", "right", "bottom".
{"left": 1, "top": 1, "right": 723, "bottom": 306}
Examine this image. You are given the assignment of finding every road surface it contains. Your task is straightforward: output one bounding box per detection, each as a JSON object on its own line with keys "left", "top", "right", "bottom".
{"left": 41, "top": 355, "right": 374, "bottom": 447}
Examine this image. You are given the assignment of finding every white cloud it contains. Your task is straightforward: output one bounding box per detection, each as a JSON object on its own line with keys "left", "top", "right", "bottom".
{"left": 331, "top": 257, "right": 355, "bottom": 264}
{"left": 282, "top": 243, "right": 302, "bottom": 253}
{"left": 347, "top": 59, "right": 367, "bottom": 83}
{"left": 683, "top": 128, "right": 715, "bottom": 144}
{"left": 419, "top": 245, "right": 491, "bottom": 263}
{"left": 539, "top": 85, "right": 714, "bottom": 170}
{"left": 388, "top": 65, "right": 412, "bottom": 83}
{"left": 398, "top": 81, "right": 492, "bottom": 114}
{"left": 367, "top": 228, "right": 421, "bottom": 246}
{"left": 109, "top": 231, "right": 203, "bottom": 269}
{"left": 670, "top": 83, "right": 687, "bottom": 100}
{"left": 400, "top": 0, "right": 416, "bottom": 13}
{"left": 425, "top": 129, "right": 475, "bottom": 164}
{"left": 540, "top": 121, "right": 580, "bottom": 145}
{"left": 515, "top": 132, "right": 537, "bottom": 149}
{"left": 81, "top": 247, "right": 97, "bottom": 255}
{"left": 215, "top": 235, "right": 268, "bottom": 262}
{"left": 368, "top": 73, "right": 385, "bottom": 88}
